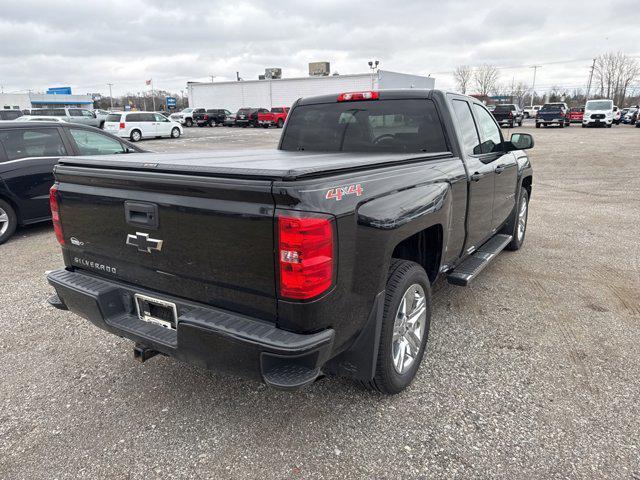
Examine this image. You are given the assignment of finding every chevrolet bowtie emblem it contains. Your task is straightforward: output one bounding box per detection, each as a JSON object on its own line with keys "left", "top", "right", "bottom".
{"left": 126, "top": 232, "right": 163, "bottom": 253}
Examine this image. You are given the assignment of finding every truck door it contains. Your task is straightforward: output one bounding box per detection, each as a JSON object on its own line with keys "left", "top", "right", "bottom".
{"left": 451, "top": 99, "right": 494, "bottom": 252}
{"left": 471, "top": 104, "right": 518, "bottom": 231}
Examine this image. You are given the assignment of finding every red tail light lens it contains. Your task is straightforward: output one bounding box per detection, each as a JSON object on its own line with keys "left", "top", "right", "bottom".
{"left": 338, "top": 91, "right": 379, "bottom": 102}
{"left": 119, "top": 122, "right": 125, "bottom": 129}
{"left": 49, "top": 185, "right": 64, "bottom": 245}
{"left": 278, "top": 213, "right": 335, "bottom": 300}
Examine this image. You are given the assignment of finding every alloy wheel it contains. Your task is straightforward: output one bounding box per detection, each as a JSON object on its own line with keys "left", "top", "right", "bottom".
{"left": 391, "top": 284, "right": 427, "bottom": 374}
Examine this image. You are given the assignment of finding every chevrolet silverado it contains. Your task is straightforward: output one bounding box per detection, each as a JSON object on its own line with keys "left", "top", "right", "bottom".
{"left": 46, "top": 89, "right": 534, "bottom": 394}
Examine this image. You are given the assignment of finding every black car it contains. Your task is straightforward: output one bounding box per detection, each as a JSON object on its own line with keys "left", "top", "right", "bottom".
{"left": 0, "top": 122, "right": 143, "bottom": 244}
{"left": 235, "top": 107, "right": 269, "bottom": 127}
{"left": 0, "top": 110, "right": 23, "bottom": 121}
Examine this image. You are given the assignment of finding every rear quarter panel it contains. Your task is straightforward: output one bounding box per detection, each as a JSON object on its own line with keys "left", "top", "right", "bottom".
{"left": 272, "top": 157, "right": 467, "bottom": 351}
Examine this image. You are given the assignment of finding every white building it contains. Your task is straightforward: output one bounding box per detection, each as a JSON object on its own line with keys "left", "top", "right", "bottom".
{"left": 187, "top": 70, "right": 435, "bottom": 112}
{"left": 0, "top": 92, "right": 94, "bottom": 111}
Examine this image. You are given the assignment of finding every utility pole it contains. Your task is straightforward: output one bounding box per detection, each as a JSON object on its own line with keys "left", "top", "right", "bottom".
{"left": 107, "top": 83, "right": 114, "bottom": 109}
{"left": 151, "top": 79, "right": 156, "bottom": 111}
{"left": 209, "top": 74, "right": 216, "bottom": 83}
{"left": 368, "top": 60, "right": 379, "bottom": 89}
{"left": 585, "top": 58, "right": 596, "bottom": 101}
{"left": 529, "top": 65, "right": 541, "bottom": 107}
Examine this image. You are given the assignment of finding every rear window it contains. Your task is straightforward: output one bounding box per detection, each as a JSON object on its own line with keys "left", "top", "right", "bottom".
{"left": 0, "top": 128, "right": 67, "bottom": 161}
{"left": 271, "top": 108, "right": 284, "bottom": 113}
{"left": 281, "top": 99, "right": 448, "bottom": 153}
{"left": 237, "top": 108, "right": 253, "bottom": 115}
{"left": 541, "top": 104, "right": 562, "bottom": 111}
{"left": 494, "top": 105, "right": 515, "bottom": 112}
{"left": 106, "top": 114, "right": 121, "bottom": 122}
{"left": 0, "top": 111, "right": 22, "bottom": 120}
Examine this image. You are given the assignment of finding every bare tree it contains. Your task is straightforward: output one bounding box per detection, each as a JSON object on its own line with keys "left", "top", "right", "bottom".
{"left": 453, "top": 65, "right": 473, "bottom": 94}
{"left": 473, "top": 64, "right": 500, "bottom": 96}
{"left": 511, "top": 81, "right": 530, "bottom": 107}
{"left": 593, "top": 52, "right": 639, "bottom": 105}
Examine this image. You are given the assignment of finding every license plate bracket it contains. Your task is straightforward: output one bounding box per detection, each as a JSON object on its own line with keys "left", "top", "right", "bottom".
{"left": 134, "top": 294, "right": 178, "bottom": 330}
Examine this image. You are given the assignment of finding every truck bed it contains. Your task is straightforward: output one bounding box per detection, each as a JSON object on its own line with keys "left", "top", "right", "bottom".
{"left": 56, "top": 149, "right": 453, "bottom": 181}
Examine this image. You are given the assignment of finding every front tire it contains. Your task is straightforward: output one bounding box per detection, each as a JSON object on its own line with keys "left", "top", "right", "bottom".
{"left": 0, "top": 199, "right": 18, "bottom": 245}
{"left": 185, "top": 118, "right": 193, "bottom": 127}
{"left": 171, "top": 127, "right": 180, "bottom": 138}
{"left": 365, "top": 260, "right": 431, "bottom": 395}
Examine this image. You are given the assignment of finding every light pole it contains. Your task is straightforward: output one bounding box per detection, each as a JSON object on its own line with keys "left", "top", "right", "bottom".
{"left": 368, "top": 60, "right": 379, "bottom": 89}
{"left": 107, "top": 83, "right": 114, "bottom": 109}
{"left": 529, "top": 65, "right": 541, "bottom": 107}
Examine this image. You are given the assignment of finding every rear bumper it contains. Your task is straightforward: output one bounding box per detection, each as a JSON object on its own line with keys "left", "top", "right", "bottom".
{"left": 47, "top": 268, "right": 335, "bottom": 389}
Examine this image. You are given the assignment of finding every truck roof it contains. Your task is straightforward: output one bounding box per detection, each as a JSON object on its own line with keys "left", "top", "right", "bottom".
{"left": 57, "top": 149, "right": 452, "bottom": 181}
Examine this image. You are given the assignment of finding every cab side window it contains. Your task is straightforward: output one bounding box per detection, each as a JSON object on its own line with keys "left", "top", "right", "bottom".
{"left": 0, "top": 128, "right": 67, "bottom": 160}
{"left": 69, "top": 128, "right": 126, "bottom": 155}
{"left": 452, "top": 100, "right": 481, "bottom": 156}
{"left": 472, "top": 104, "right": 502, "bottom": 154}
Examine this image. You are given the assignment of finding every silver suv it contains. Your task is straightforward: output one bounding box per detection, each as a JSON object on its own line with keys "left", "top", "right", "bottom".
{"left": 29, "top": 107, "right": 102, "bottom": 128}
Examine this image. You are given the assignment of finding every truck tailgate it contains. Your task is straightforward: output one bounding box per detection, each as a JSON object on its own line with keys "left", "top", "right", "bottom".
{"left": 54, "top": 164, "right": 277, "bottom": 321}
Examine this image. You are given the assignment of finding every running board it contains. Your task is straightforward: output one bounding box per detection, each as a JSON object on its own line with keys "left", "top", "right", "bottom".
{"left": 447, "top": 234, "right": 512, "bottom": 286}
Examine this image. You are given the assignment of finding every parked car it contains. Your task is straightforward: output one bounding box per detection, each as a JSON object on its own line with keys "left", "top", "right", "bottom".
{"left": 0, "top": 110, "right": 24, "bottom": 121}
{"left": 523, "top": 105, "right": 542, "bottom": 118}
{"left": 536, "top": 103, "right": 569, "bottom": 128}
{"left": 14, "top": 116, "right": 67, "bottom": 123}
{"left": 30, "top": 108, "right": 102, "bottom": 128}
{"left": 223, "top": 113, "right": 237, "bottom": 126}
{"left": 257, "top": 107, "right": 290, "bottom": 128}
{"left": 0, "top": 122, "right": 143, "bottom": 244}
{"left": 624, "top": 107, "right": 639, "bottom": 125}
{"left": 235, "top": 107, "right": 269, "bottom": 127}
{"left": 194, "top": 109, "right": 232, "bottom": 127}
{"left": 45, "top": 89, "right": 533, "bottom": 394}
{"left": 93, "top": 109, "right": 111, "bottom": 128}
{"left": 103, "top": 111, "right": 183, "bottom": 142}
{"left": 582, "top": 99, "right": 614, "bottom": 128}
{"left": 169, "top": 108, "right": 204, "bottom": 127}
{"left": 612, "top": 106, "right": 622, "bottom": 125}
{"left": 568, "top": 107, "right": 584, "bottom": 123}
{"left": 491, "top": 104, "right": 524, "bottom": 128}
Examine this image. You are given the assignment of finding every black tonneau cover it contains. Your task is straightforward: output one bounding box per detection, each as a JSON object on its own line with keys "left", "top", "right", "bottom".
{"left": 57, "top": 149, "right": 453, "bottom": 181}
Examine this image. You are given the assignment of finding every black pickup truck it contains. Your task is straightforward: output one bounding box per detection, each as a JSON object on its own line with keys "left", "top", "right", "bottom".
{"left": 491, "top": 104, "right": 524, "bottom": 128}
{"left": 46, "top": 90, "right": 533, "bottom": 394}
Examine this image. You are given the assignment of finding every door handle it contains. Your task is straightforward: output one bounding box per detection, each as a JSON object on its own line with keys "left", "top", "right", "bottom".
{"left": 471, "top": 172, "right": 483, "bottom": 182}
{"left": 494, "top": 164, "right": 505, "bottom": 174}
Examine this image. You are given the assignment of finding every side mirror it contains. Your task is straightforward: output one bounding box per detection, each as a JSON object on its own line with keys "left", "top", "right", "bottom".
{"left": 509, "top": 133, "right": 534, "bottom": 150}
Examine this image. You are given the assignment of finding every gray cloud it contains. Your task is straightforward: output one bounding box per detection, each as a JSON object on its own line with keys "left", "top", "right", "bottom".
{"left": 1, "top": 0, "right": 638, "bottom": 96}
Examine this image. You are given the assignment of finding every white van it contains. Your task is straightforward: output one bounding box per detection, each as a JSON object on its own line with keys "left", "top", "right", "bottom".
{"left": 103, "top": 111, "right": 183, "bottom": 141}
{"left": 582, "top": 99, "right": 614, "bottom": 128}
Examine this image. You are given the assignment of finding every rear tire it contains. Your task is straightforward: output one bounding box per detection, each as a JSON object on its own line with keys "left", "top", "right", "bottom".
{"left": 558, "top": 122, "right": 564, "bottom": 128}
{"left": 535, "top": 123, "right": 540, "bottom": 128}
{"left": 99, "top": 121, "right": 105, "bottom": 129}
{"left": 209, "top": 119, "right": 215, "bottom": 127}
{"left": 0, "top": 199, "right": 18, "bottom": 245}
{"left": 364, "top": 259, "right": 431, "bottom": 395}
{"left": 277, "top": 119, "right": 284, "bottom": 128}
{"left": 185, "top": 118, "right": 193, "bottom": 127}
{"left": 130, "top": 129, "right": 142, "bottom": 142}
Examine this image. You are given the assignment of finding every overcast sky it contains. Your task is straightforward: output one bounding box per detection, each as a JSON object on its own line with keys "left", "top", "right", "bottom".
{"left": 1, "top": 0, "right": 638, "bottom": 97}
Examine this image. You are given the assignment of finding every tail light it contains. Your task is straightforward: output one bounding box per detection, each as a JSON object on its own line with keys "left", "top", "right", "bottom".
{"left": 204, "top": 114, "right": 209, "bottom": 120}
{"left": 49, "top": 185, "right": 64, "bottom": 245}
{"left": 338, "top": 91, "right": 379, "bottom": 102}
{"left": 509, "top": 111, "right": 513, "bottom": 118}
{"left": 119, "top": 122, "right": 125, "bottom": 129}
{"left": 278, "top": 213, "right": 335, "bottom": 300}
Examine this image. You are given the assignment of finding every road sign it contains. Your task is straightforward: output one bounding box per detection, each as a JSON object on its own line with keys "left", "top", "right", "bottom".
{"left": 166, "top": 96, "right": 177, "bottom": 107}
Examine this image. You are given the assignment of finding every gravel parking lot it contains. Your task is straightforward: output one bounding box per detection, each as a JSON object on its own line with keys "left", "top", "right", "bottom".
{"left": 1, "top": 123, "right": 639, "bottom": 479}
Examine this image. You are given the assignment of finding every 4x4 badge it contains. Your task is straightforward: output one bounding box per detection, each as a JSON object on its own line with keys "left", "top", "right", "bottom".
{"left": 126, "top": 232, "right": 163, "bottom": 253}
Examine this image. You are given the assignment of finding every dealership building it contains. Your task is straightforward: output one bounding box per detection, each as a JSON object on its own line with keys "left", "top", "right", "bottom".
{"left": 187, "top": 66, "right": 435, "bottom": 112}
{"left": 0, "top": 88, "right": 94, "bottom": 111}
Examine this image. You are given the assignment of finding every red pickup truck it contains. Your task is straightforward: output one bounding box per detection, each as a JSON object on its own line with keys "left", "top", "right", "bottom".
{"left": 568, "top": 107, "right": 584, "bottom": 123}
{"left": 257, "top": 107, "right": 290, "bottom": 128}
